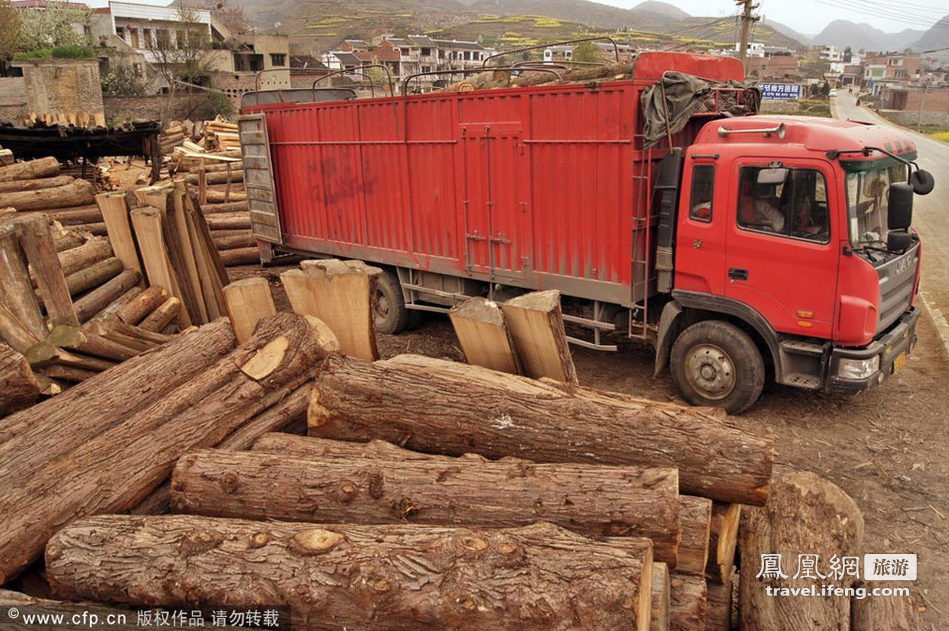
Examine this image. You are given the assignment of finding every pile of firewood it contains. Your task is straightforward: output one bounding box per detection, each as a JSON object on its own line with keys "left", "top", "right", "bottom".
{"left": 0, "top": 157, "right": 107, "bottom": 235}
{"left": 203, "top": 117, "right": 240, "bottom": 152}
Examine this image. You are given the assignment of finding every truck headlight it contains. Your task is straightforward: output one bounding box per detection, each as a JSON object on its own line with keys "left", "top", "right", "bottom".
{"left": 837, "top": 356, "right": 880, "bottom": 380}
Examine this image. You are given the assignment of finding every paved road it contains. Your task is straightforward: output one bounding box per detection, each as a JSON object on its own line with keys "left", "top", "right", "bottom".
{"left": 833, "top": 92, "right": 949, "bottom": 352}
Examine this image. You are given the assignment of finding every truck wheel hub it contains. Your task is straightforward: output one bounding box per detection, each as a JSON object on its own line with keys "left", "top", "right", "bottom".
{"left": 685, "top": 344, "right": 735, "bottom": 400}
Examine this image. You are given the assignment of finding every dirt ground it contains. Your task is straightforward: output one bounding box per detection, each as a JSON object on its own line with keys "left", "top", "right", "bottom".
{"left": 231, "top": 263, "right": 948, "bottom": 627}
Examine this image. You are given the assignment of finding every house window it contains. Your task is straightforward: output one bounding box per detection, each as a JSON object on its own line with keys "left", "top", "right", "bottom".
{"left": 142, "top": 28, "right": 152, "bottom": 47}
{"left": 421, "top": 47, "right": 430, "bottom": 56}
{"left": 401, "top": 48, "right": 409, "bottom": 56}
{"left": 271, "top": 53, "right": 286, "bottom": 66}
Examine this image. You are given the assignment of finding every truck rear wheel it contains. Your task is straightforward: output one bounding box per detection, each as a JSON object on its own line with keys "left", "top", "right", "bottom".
{"left": 670, "top": 320, "right": 765, "bottom": 414}
{"left": 373, "top": 270, "right": 410, "bottom": 334}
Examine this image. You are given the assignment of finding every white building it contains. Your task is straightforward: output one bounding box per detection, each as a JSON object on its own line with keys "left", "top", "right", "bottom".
{"left": 736, "top": 42, "right": 766, "bottom": 58}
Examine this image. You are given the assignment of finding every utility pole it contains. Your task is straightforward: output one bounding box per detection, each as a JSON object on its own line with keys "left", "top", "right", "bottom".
{"left": 736, "top": 0, "right": 760, "bottom": 77}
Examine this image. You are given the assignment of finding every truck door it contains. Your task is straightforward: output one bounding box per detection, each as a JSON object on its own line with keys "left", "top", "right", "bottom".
{"left": 460, "top": 123, "right": 528, "bottom": 280}
{"left": 674, "top": 159, "right": 726, "bottom": 296}
{"left": 724, "top": 160, "right": 839, "bottom": 339}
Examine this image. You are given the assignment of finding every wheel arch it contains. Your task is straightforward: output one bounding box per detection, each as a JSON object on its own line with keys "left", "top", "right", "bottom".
{"left": 655, "top": 291, "right": 783, "bottom": 382}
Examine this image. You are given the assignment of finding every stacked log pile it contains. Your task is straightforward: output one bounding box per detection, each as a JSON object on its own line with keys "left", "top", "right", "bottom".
{"left": 0, "top": 157, "right": 106, "bottom": 235}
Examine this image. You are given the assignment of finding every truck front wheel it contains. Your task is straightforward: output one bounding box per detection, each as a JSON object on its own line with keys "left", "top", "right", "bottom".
{"left": 670, "top": 320, "right": 765, "bottom": 414}
{"left": 373, "top": 270, "right": 410, "bottom": 334}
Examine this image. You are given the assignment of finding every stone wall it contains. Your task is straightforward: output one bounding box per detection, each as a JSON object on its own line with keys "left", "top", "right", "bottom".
{"left": 0, "top": 77, "right": 28, "bottom": 124}
{"left": 877, "top": 109, "right": 949, "bottom": 128}
{"left": 15, "top": 59, "right": 104, "bottom": 120}
{"left": 104, "top": 93, "right": 213, "bottom": 124}
{"left": 759, "top": 100, "right": 799, "bottom": 114}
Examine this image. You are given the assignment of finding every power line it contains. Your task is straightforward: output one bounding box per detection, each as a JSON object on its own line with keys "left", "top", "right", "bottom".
{"left": 812, "top": 0, "right": 949, "bottom": 30}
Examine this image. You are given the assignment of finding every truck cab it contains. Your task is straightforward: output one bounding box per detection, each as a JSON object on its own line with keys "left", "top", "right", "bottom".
{"left": 657, "top": 115, "right": 929, "bottom": 413}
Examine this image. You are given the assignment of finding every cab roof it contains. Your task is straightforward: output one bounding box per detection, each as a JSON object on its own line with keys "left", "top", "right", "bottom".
{"left": 695, "top": 115, "right": 918, "bottom": 161}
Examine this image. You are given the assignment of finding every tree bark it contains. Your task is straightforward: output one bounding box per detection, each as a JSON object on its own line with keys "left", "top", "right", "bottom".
{"left": 851, "top": 581, "right": 919, "bottom": 630}
{"left": 82, "top": 285, "right": 142, "bottom": 328}
{"left": 0, "top": 175, "right": 74, "bottom": 194}
{"left": 0, "top": 157, "right": 59, "bottom": 182}
{"left": 706, "top": 503, "right": 741, "bottom": 584}
{"left": 203, "top": 200, "right": 249, "bottom": 213}
{"left": 0, "top": 343, "right": 41, "bottom": 416}
{"left": 14, "top": 215, "right": 78, "bottom": 327}
{"left": 88, "top": 315, "right": 175, "bottom": 348}
{"left": 204, "top": 212, "right": 251, "bottom": 230}
{"left": 218, "top": 247, "right": 259, "bottom": 266}
{"left": 41, "top": 205, "right": 103, "bottom": 225}
{"left": 211, "top": 230, "right": 255, "bottom": 250}
{"left": 138, "top": 296, "right": 181, "bottom": 332}
{"left": 64, "top": 256, "right": 123, "bottom": 296}
{"left": 651, "top": 562, "right": 671, "bottom": 631}
{"left": 170, "top": 448, "right": 681, "bottom": 565}
{"left": 48, "top": 326, "right": 141, "bottom": 362}
{"left": 738, "top": 469, "right": 865, "bottom": 631}
{"left": 204, "top": 190, "right": 247, "bottom": 203}
{"left": 47, "top": 517, "right": 654, "bottom": 631}
{"left": 117, "top": 285, "right": 169, "bottom": 325}
{"left": 678, "top": 495, "right": 712, "bottom": 575}
{"left": 0, "top": 302, "right": 42, "bottom": 355}
{"left": 308, "top": 354, "right": 774, "bottom": 505}
{"left": 501, "top": 290, "right": 577, "bottom": 383}
{"left": 251, "top": 433, "right": 500, "bottom": 462}
{"left": 69, "top": 222, "right": 107, "bottom": 236}
{"left": 56, "top": 237, "right": 112, "bottom": 278}
{"left": 0, "top": 314, "right": 332, "bottom": 582}
{"left": 72, "top": 270, "right": 141, "bottom": 323}
{"left": 705, "top": 580, "right": 733, "bottom": 631}
{"left": 0, "top": 180, "right": 95, "bottom": 212}
{"left": 184, "top": 170, "right": 244, "bottom": 185}
{"left": 24, "top": 342, "right": 117, "bottom": 372}
{"left": 40, "top": 364, "right": 98, "bottom": 384}
{"left": 670, "top": 572, "right": 708, "bottom": 631}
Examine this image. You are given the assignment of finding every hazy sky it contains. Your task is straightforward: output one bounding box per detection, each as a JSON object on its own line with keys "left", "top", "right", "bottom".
{"left": 607, "top": 0, "right": 949, "bottom": 35}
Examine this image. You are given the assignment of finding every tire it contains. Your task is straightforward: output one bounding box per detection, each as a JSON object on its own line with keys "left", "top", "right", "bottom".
{"left": 670, "top": 320, "right": 765, "bottom": 414}
{"left": 372, "top": 270, "right": 410, "bottom": 334}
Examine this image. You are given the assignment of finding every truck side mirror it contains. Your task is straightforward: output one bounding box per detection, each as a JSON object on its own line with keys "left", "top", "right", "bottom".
{"left": 910, "top": 169, "right": 934, "bottom": 195}
{"left": 888, "top": 183, "right": 913, "bottom": 230}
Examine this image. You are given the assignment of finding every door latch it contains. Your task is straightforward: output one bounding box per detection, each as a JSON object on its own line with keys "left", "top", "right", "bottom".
{"left": 490, "top": 232, "right": 511, "bottom": 245}
{"left": 728, "top": 268, "right": 749, "bottom": 281}
{"left": 466, "top": 231, "right": 487, "bottom": 242}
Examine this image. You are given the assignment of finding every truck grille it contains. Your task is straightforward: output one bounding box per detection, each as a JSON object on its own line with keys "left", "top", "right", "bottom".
{"left": 877, "top": 243, "right": 919, "bottom": 334}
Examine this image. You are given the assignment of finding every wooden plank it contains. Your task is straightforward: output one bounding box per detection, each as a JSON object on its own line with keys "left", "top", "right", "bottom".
{"left": 0, "top": 224, "right": 47, "bottom": 339}
{"left": 95, "top": 192, "right": 144, "bottom": 282}
{"left": 143, "top": 190, "right": 204, "bottom": 325}
{"left": 184, "top": 193, "right": 227, "bottom": 318}
{"left": 449, "top": 297, "right": 521, "bottom": 375}
{"left": 501, "top": 289, "right": 578, "bottom": 383}
{"left": 222, "top": 277, "right": 277, "bottom": 343}
{"left": 14, "top": 215, "right": 78, "bottom": 328}
{"left": 128, "top": 207, "right": 191, "bottom": 328}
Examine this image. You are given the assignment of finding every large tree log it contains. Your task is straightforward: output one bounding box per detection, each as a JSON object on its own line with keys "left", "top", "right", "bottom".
{"left": 42, "top": 205, "right": 103, "bottom": 225}
{"left": 48, "top": 326, "right": 140, "bottom": 362}
{"left": 211, "top": 230, "right": 255, "bottom": 250}
{"left": 0, "top": 157, "right": 59, "bottom": 182}
{"left": 116, "top": 285, "right": 168, "bottom": 325}
{"left": 706, "top": 502, "right": 741, "bottom": 584}
{"left": 72, "top": 269, "right": 140, "bottom": 323}
{"left": 203, "top": 200, "right": 249, "bottom": 213}
{"left": 204, "top": 212, "right": 251, "bottom": 230}
{"left": 0, "top": 314, "right": 333, "bottom": 582}
{"left": 705, "top": 580, "right": 733, "bottom": 631}
{"left": 251, "top": 432, "right": 502, "bottom": 462}
{"left": 678, "top": 495, "right": 712, "bottom": 575}
{"left": 56, "top": 237, "right": 112, "bottom": 277}
{"left": 308, "top": 354, "right": 774, "bottom": 505}
{"left": 0, "top": 180, "right": 95, "bottom": 212}
{"left": 204, "top": 190, "right": 247, "bottom": 203}
{"left": 64, "top": 256, "right": 123, "bottom": 296}
{"left": 184, "top": 170, "right": 244, "bottom": 185}
{"left": 170, "top": 448, "right": 681, "bottom": 565}
{"left": 0, "top": 224, "right": 47, "bottom": 340}
{"left": 0, "top": 343, "right": 41, "bottom": 416}
{"left": 651, "top": 562, "right": 671, "bottom": 631}
{"left": 218, "top": 246, "right": 259, "bottom": 266}
{"left": 0, "top": 174, "right": 74, "bottom": 194}
{"left": 670, "top": 572, "right": 708, "bottom": 631}
{"left": 501, "top": 290, "right": 577, "bottom": 383}
{"left": 0, "top": 302, "right": 42, "bottom": 354}
{"left": 738, "top": 470, "right": 864, "bottom": 630}
{"left": 14, "top": 215, "right": 78, "bottom": 327}
{"left": 851, "top": 581, "right": 919, "bottom": 630}
{"left": 47, "top": 517, "right": 654, "bottom": 631}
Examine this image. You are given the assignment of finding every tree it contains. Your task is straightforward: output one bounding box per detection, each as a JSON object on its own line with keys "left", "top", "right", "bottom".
{"left": 146, "top": 5, "right": 212, "bottom": 121}
{"left": 0, "top": 1, "right": 21, "bottom": 75}
{"left": 572, "top": 40, "right": 601, "bottom": 64}
{"left": 15, "top": 1, "right": 91, "bottom": 53}
{"left": 101, "top": 64, "right": 147, "bottom": 96}
{"left": 844, "top": 46, "right": 852, "bottom": 63}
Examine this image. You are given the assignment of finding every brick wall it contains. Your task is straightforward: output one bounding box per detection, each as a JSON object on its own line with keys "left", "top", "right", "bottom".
{"left": 104, "top": 93, "right": 213, "bottom": 124}
{"left": 0, "top": 77, "right": 27, "bottom": 124}
{"left": 15, "top": 59, "right": 104, "bottom": 119}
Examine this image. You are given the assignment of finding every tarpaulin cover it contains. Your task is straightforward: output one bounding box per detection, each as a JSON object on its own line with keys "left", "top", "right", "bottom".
{"left": 641, "top": 72, "right": 761, "bottom": 148}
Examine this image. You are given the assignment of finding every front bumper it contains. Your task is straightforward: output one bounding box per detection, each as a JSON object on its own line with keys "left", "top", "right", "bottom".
{"left": 825, "top": 307, "right": 920, "bottom": 394}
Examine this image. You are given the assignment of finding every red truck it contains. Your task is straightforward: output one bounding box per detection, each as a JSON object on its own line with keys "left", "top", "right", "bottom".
{"left": 238, "top": 52, "right": 933, "bottom": 413}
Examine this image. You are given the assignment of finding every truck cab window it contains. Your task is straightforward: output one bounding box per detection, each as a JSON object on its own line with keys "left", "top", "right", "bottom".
{"left": 689, "top": 164, "right": 715, "bottom": 222}
{"left": 737, "top": 166, "right": 830, "bottom": 243}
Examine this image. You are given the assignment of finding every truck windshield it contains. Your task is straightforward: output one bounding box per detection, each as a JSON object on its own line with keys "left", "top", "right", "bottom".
{"left": 845, "top": 164, "right": 908, "bottom": 247}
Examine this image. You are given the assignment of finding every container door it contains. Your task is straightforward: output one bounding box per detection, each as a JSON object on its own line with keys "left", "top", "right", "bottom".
{"left": 238, "top": 113, "right": 283, "bottom": 245}
{"left": 724, "top": 160, "right": 839, "bottom": 339}
{"left": 460, "top": 123, "right": 527, "bottom": 279}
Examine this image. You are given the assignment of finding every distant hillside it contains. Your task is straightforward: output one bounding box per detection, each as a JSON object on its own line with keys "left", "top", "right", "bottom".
{"left": 912, "top": 15, "right": 949, "bottom": 53}
{"left": 814, "top": 20, "right": 924, "bottom": 52}
{"left": 766, "top": 20, "right": 812, "bottom": 46}
{"left": 631, "top": 1, "right": 690, "bottom": 24}
{"left": 467, "top": 0, "right": 648, "bottom": 30}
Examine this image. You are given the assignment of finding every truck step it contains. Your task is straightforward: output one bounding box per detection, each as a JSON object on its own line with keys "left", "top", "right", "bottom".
{"left": 779, "top": 339, "right": 824, "bottom": 356}
{"left": 783, "top": 372, "right": 822, "bottom": 389}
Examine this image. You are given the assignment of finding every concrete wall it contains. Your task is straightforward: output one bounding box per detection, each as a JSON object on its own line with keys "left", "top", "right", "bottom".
{"left": 104, "top": 92, "right": 212, "bottom": 123}
{"left": 15, "top": 59, "right": 105, "bottom": 119}
{"left": 759, "top": 100, "right": 800, "bottom": 114}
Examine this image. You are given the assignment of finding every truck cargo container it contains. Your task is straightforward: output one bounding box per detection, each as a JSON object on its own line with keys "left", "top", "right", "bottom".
{"left": 238, "top": 52, "right": 931, "bottom": 412}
